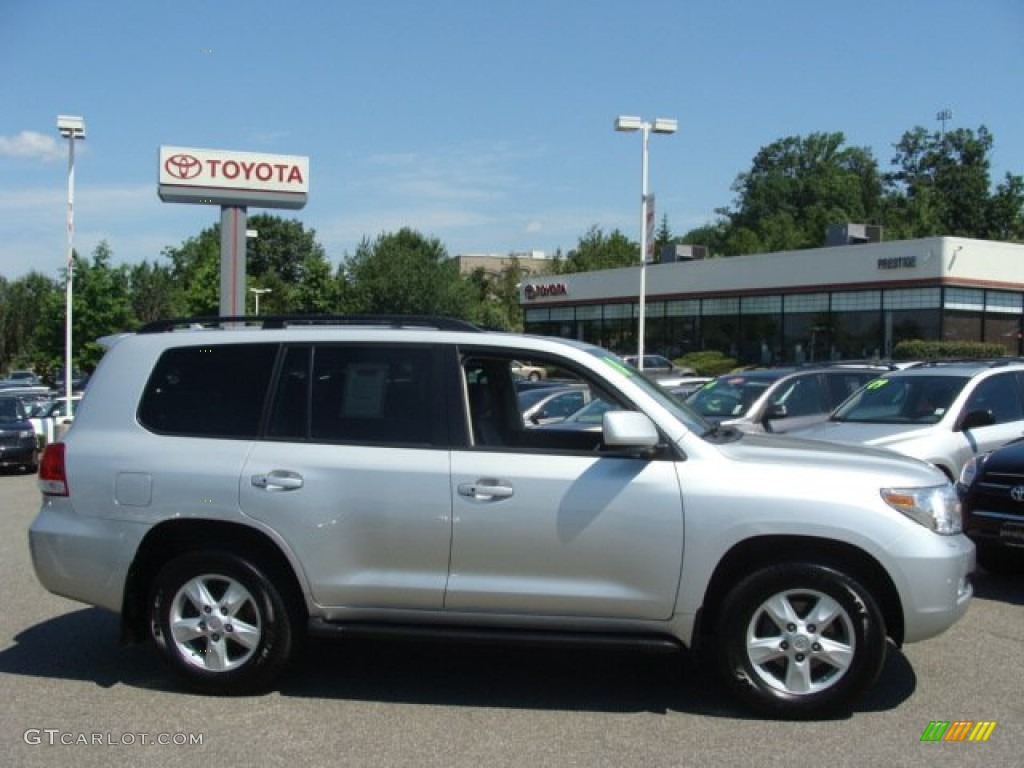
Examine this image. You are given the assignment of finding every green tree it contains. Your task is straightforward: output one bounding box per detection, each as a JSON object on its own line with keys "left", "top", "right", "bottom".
{"left": 885, "top": 125, "right": 1024, "bottom": 240}
{"left": 161, "top": 214, "right": 336, "bottom": 316}
{"left": 163, "top": 224, "right": 221, "bottom": 315}
{"left": 0, "top": 270, "right": 58, "bottom": 372}
{"left": 724, "top": 132, "right": 883, "bottom": 253}
{"left": 33, "top": 242, "right": 135, "bottom": 375}
{"left": 129, "top": 260, "right": 182, "bottom": 324}
{"left": 339, "top": 228, "right": 476, "bottom": 317}
{"left": 553, "top": 226, "right": 638, "bottom": 273}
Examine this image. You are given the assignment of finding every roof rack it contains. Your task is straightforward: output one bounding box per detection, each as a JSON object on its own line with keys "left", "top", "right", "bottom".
{"left": 908, "top": 358, "right": 1023, "bottom": 369}
{"left": 137, "top": 314, "right": 484, "bottom": 334}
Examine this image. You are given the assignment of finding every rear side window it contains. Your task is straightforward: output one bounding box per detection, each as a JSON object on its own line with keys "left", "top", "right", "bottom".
{"left": 138, "top": 344, "right": 278, "bottom": 438}
{"left": 266, "top": 344, "right": 438, "bottom": 446}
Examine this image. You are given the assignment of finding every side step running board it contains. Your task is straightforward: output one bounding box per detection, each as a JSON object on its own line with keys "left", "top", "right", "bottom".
{"left": 308, "top": 619, "right": 683, "bottom": 654}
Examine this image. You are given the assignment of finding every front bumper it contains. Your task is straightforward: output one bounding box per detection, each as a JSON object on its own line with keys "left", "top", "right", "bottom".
{"left": 895, "top": 533, "right": 975, "bottom": 644}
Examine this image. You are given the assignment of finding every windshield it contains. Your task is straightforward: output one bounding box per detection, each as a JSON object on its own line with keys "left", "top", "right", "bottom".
{"left": 588, "top": 348, "right": 712, "bottom": 434}
{"left": 830, "top": 374, "right": 968, "bottom": 424}
{"left": 685, "top": 374, "right": 783, "bottom": 419}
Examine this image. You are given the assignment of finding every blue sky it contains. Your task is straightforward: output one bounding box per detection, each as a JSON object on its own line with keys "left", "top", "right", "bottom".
{"left": 1, "top": 0, "right": 1022, "bottom": 280}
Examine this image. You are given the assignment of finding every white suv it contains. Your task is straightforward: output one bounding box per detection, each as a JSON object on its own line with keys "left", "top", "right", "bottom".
{"left": 30, "top": 316, "right": 974, "bottom": 719}
{"left": 793, "top": 360, "right": 1024, "bottom": 480}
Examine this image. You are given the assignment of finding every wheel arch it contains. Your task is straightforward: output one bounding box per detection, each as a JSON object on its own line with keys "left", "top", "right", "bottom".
{"left": 695, "top": 535, "right": 905, "bottom": 649}
{"left": 120, "top": 519, "right": 307, "bottom": 645}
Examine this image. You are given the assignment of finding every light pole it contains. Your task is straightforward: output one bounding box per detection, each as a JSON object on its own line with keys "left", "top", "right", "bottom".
{"left": 615, "top": 115, "right": 677, "bottom": 370}
{"left": 57, "top": 115, "right": 85, "bottom": 419}
{"left": 249, "top": 287, "right": 272, "bottom": 315}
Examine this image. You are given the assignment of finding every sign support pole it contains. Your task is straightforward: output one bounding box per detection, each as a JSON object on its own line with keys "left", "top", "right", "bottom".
{"left": 220, "top": 205, "right": 248, "bottom": 317}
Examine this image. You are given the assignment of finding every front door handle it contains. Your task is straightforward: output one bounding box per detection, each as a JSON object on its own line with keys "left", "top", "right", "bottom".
{"left": 457, "top": 480, "right": 514, "bottom": 500}
{"left": 251, "top": 470, "right": 304, "bottom": 491}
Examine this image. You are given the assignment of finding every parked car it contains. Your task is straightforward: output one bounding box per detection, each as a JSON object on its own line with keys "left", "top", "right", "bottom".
{"left": 29, "top": 395, "right": 82, "bottom": 443}
{"left": 518, "top": 385, "right": 591, "bottom": 426}
{"left": 4, "top": 369, "right": 41, "bottom": 387}
{"left": 685, "top": 366, "right": 885, "bottom": 434}
{"left": 30, "top": 315, "right": 973, "bottom": 719}
{"left": 793, "top": 360, "right": 1024, "bottom": 480}
{"left": 0, "top": 395, "right": 39, "bottom": 473}
{"left": 622, "top": 354, "right": 695, "bottom": 376}
{"left": 957, "top": 438, "right": 1024, "bottom": 575}
{"left": 510, "top": 360, "right": 547, "bottom": 381}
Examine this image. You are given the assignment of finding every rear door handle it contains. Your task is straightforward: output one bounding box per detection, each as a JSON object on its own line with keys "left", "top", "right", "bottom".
{"left": 458, "top": 480, "right": 514, "bottom": 500}
{"left": 251, "top": 470, "right": 304, "bottom": 491}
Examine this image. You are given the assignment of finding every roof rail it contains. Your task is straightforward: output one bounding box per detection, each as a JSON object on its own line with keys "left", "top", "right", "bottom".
{"left": 909, "top": 358, "right": 1022, "bottom": 369}
{"left": 137, "top": 314, "right": 484, "bottom": 334}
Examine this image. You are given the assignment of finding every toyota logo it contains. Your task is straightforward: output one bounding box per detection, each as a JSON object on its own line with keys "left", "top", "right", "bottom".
{"left": 164, "top": 153, "right": 202, "bottom": 180}
{"left": 1010, "top": 486, "right": 1024, "bottom": 502}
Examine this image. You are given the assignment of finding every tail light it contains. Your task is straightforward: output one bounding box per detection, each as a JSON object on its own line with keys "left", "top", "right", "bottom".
{"left": 38, "top": 443, "right": 69, "bottom": 496}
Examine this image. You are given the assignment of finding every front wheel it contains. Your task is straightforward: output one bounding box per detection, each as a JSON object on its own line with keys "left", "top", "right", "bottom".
{"left": 149, "top": 550, "right": 298, "bottom": 695}
{"left": 715, "top": 563, "right": 887, "bottom": 719}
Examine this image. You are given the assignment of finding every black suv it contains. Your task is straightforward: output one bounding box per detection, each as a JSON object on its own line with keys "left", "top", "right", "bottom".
{"left": 958, "top": 439, "right": 1024, "bottom": 575}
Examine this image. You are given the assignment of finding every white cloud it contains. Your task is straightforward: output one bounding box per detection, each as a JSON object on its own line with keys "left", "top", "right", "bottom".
{"left": 0, "top": 131, "right": 65, "bottom": 162}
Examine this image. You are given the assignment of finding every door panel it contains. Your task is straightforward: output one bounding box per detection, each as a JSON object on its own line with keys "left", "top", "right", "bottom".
{"left": 447, "top": 450, "right": 684, "bottom": 620}
{"left": 241, "top": 443, "right": 453, "bottom": 609}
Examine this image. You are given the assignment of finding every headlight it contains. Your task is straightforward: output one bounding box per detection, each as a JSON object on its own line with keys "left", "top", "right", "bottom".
{"left": 19, "top": 429, "right": 34, "bottom": 439}
{"left": 880, "top": 484, "right": 962, "bottom": 534}
{"left": 958, "top": 454, "right": 986, "bottom": 487}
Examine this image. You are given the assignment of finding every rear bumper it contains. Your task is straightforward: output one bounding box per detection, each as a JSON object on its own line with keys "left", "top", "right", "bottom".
{"left": 29, "top": 500, "right": 147, "bottom": 613}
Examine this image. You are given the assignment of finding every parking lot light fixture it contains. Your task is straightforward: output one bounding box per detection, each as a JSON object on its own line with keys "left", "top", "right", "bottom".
{"left": 615, "top": 114, "right": 677, "bottom": 371}
{"left": 249, "top": 287, "right": 272, "bottom": 315}
{"left": 57, "top": 115, "right": 85, "bottom": 419}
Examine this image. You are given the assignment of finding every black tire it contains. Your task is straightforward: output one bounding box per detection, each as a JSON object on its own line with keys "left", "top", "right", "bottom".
{"left": 715, "top": 563, "right": 887, "bottom": 719}
{"left": 528, "top": 371, "right": 541, "bottom": 381}
{"left": 149, "top": 550, "right": 298, "bottom": 695}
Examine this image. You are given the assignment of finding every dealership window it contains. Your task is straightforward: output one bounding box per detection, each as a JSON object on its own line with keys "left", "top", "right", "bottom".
{"left": 740, "top": 295, "right": 782, "bottom": 363}
{"left": 983, "top": 290, "right": 1023, "bottom": 352}
{"left": 832, "top": 291, "right": 881, "bottom": 312}
{"left": 831, "top": 311, "right": 883, "bottom": 359}
{"left": 700, "top": 297, "right": 739, "bottom": 357}
{"left": 576, "top": 305, "right": 603, "bottom": 346}
{"left": 884, "top": 288, "right": 941, "bottom": 310}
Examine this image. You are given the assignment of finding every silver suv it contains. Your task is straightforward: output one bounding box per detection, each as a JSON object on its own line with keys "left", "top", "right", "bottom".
{"left": 30, "top": 316, "right": 974, "bottom": 719}
{"left": 793, "top": 360, "right": 1024, "bottom": 480}
{"left": 685, "top": 366, "right": 888, "bottom": 434}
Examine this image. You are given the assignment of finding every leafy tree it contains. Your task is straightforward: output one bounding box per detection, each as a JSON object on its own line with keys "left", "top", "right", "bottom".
{"left": 129, "top": 260, "right": 182, "bottom": 324}
{"left": 32, "top": 242, "right": 135, "bottom": 375}
{"left": 553, "top": 226, "right": 638, "bottom": 273}
{"left": 161, "top": 214, "right": 336, "bottom": 316}
{"left": 339, "top": 228, "right": 476, "bottom": 317}
{"left": 163, "top": 224, "right": 221, "bottom": 315}
{"left": 0, "top": 270, "right": 58, "bottom": 372}
{"left": 885, "top": 125, "right": 1024, "bottom": 240}
{"left": 724, "top": 132, "right": 883, "bottom": 253}
{"left": 465, "top": 257, "right": 527, "bottom": 331}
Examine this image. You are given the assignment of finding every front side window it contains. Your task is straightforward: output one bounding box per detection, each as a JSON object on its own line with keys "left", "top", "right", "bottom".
{"left": 139, "top": 344, "right": 278, "bottom": 438}
{"left": 963, "top": 373, "right": 1024, "bottom": 425}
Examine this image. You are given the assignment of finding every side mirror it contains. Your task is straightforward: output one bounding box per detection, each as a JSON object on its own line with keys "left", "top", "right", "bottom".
{"left": 602, "top": 411, "right": 660, "bottom": 449}
{"left": 959, "top": 409, "right": 995, "bottom": 431}
{"left": 762, "top": 403, "right": 788, "bottom": 422}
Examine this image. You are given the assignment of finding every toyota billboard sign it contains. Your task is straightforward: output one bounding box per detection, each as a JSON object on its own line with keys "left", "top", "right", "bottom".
{"left": 158, "top": 146, "right": 309, "bottom": 209}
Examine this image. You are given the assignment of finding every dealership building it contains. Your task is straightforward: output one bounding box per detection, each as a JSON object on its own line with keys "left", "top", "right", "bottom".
{"left": 519, "top": 235, "right": 1024, "bottom": 364}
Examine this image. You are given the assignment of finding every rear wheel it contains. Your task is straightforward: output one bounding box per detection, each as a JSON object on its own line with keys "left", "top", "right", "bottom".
{"left": 715, "top": 563, "right": 887, "bottom": 719}
{"left": 149, "top": 550, "right": 298, "bottom": 694}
